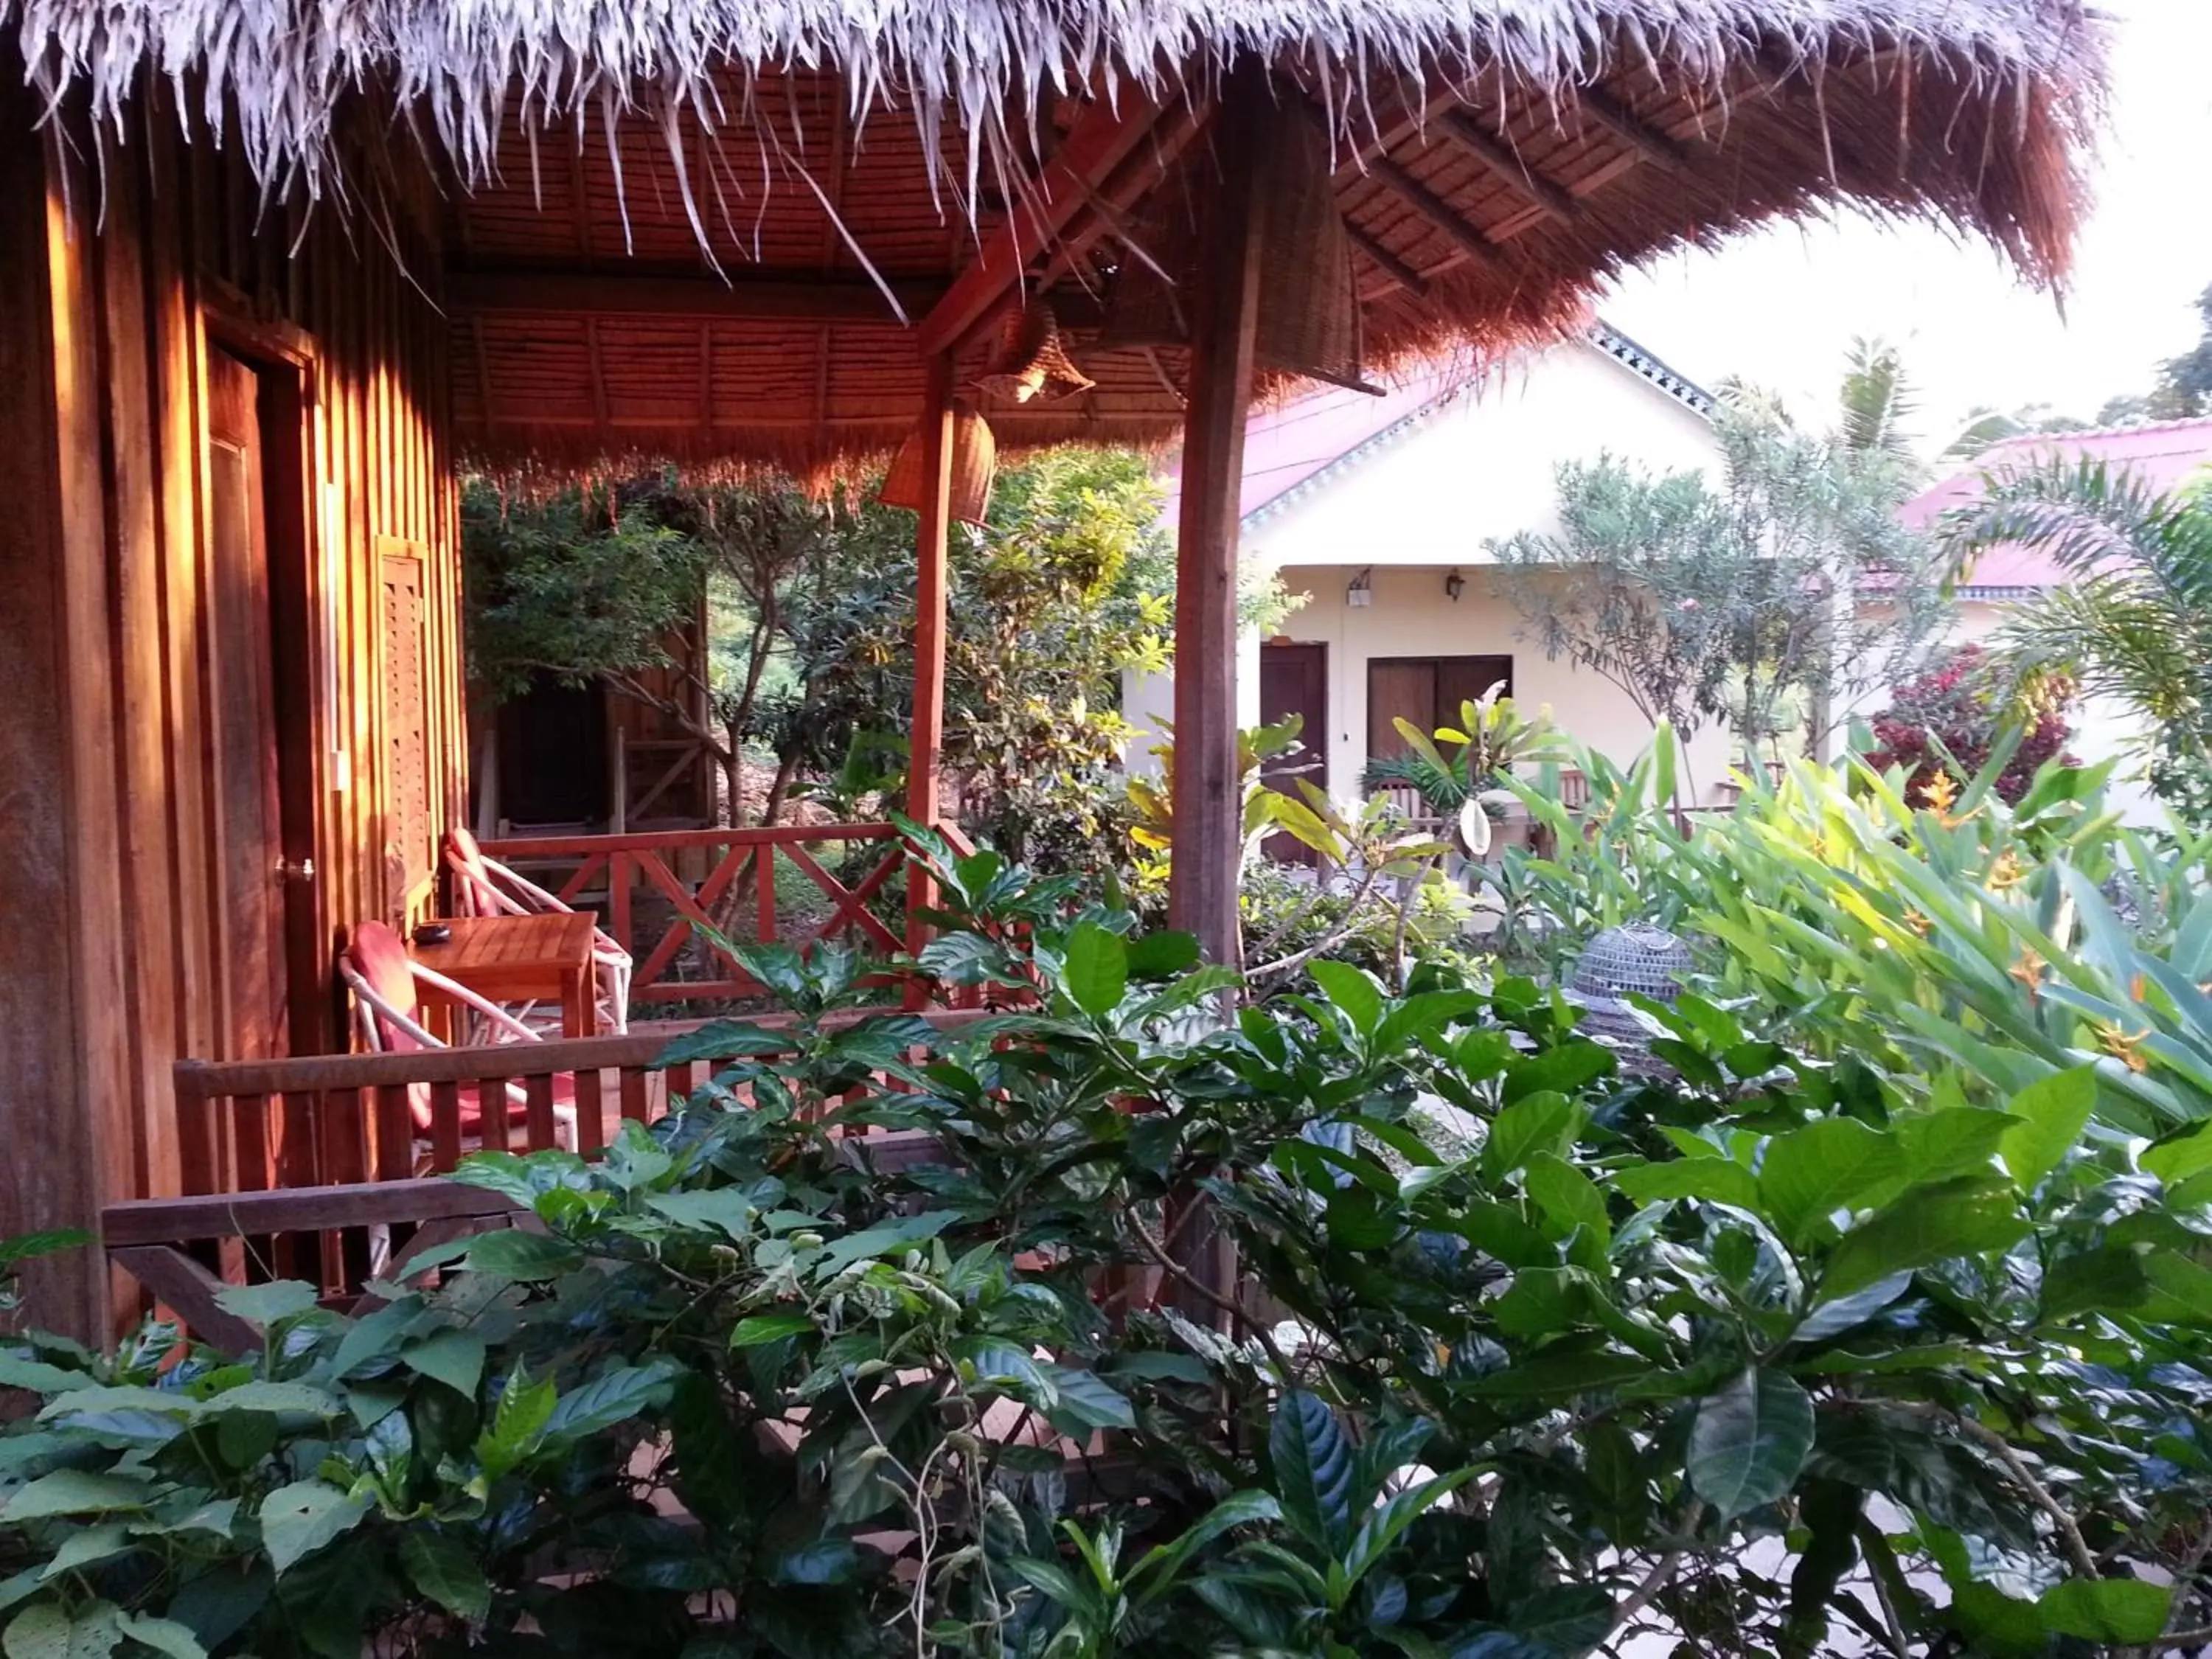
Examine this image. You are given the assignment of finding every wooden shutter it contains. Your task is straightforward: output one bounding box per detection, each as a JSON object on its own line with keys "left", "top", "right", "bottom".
{"left": 378, "top": 540, "right": 432, "bottom": 900}
{"left": 1367, "top": 660, "right": 1436, "bottom": 759}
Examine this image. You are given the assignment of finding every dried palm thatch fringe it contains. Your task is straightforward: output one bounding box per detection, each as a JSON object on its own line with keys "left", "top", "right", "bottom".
{"left": 9, "top": 1, "right": 2103, "bottom": 229}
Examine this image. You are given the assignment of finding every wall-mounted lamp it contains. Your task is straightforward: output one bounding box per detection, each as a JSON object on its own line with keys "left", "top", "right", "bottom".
{"left": 1444, "top": 568, "right": 1466, "bottom": 603}
{"left": 1346, "top": 566, "right": 1374, "bottom": 608}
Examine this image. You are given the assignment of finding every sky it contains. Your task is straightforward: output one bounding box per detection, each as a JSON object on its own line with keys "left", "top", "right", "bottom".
{"left": 1595, "top": 0, "right": 2212, "bottom": 453}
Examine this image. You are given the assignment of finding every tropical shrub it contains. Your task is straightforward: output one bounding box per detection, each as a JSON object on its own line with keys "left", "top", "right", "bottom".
{"left": 10, "top": 865, "right": 2212, "bottom": 1655}
{"left": 1864, "top": 645, "right": 2073, "bottom": 804}
{"left": 1357, "top": 688, "right": 1563, "bottom": 846}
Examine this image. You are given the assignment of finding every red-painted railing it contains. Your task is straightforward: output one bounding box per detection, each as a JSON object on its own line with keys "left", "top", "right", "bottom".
{"left": 118, "top": 1012, "right": 982, "bottom": 1337}
{"left": 482, "top": 824, "right": 912, "bottom": 1007}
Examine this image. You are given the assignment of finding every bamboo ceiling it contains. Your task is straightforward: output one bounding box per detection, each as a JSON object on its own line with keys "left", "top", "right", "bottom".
{"left": 13, "top": 1, "right": 2108, "bottom": 478}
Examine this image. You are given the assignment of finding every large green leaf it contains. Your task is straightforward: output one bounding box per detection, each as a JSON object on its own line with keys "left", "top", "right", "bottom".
{"left": 211, "top": 1281, "right": 319, "bottom": 1326}
{"left": 4, "top": 1602, "right": 122, "bottom": 1659}
{"left": 0, "top": 1470, "right": 151, "bottom": 1523}
{"left": 1482, "top": 1093, "right": 1584, "bottom": 1183}
{"left": 256, "top": 1481, "right": 369, "bottom": 1573}
{"left": 461, "top": 1231, "right": 583, "bottom": 1281}
{"left": 2036, "top": 1577, "right": 2171, "bottom": 1643}
{"left": 400, "top": 1329, "right": 486, "bottom": 1399}
{"left": 1997, "top": 1066, "right": 2095, "bottom": 1192}
{"left": 1307, "top": 960, "right": 1385, "bottom": 1037}
{"left": 1037, "top": 1364, "right": 1135, "bottom": 1432}
{"left": 1129, "top": 1491, "right": 1281, "bottom": 1607}
{"left": 1269, "top": 1389, "right": 1356, "bottom": 1554}
{"left": 399, "top": 1530, "right": 492, "bottom": 1621}
{"left": 1340, "top": 1467, "right": 1481, "bottom": 1599}
{"left": 540, "top": 1360, "right": 681, "bottom": 1444}
{"left": 1820, "top": 1178, "right": 2030, "bottom": 1301}
{"left": 1686, "top": 1367, "right": 1815, "bottom": 1520}
{"left": 1615, "top": 1158, "right": 1759, "bottom": 1211}
{"left": 1758, "top": 1119, "right": 1904, "bottom": 1245}
{"left": 1062, "top": 922, "right": 1128, "bottom": 1017}
{"left": 1523, "top": 1153, "right": 1610, "bottom": 1246}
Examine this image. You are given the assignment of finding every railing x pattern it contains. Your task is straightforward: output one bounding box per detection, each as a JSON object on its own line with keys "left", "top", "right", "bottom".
{"left": 482, "top": 824, "right": 908, "bottom": 1006}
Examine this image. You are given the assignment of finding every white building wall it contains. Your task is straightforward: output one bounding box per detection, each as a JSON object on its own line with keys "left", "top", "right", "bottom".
{"left": 1267, "top": 564, "right": 1739, "bottom": 806}
{"left": 1240, "top": 345, "right": 1721, "bottom": 571}
{"left": 1123, "top": 338, "right": 1731, "bottom": 796}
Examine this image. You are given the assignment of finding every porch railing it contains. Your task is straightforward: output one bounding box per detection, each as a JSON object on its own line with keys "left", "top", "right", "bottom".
{"left": 116, "top": 1011, "right": 984, "bottom": 1337}
{"left": 481, "top": 823, "right": 914, "bottom": 1008}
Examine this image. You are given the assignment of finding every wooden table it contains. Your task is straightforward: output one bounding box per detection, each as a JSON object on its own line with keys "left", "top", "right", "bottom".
{"left": 408, "top": 913, "right": 597, "bottom": 1039}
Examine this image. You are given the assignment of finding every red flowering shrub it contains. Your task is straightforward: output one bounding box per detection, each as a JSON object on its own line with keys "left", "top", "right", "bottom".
{"left": 1865, "top": 644, "right": 2074, "bottom": 804}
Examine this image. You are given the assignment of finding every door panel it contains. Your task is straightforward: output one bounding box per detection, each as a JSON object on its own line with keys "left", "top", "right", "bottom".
{"left": 1437, "top": 655, "right": 1514, "bottom": 722}
{"left": 1259, "top": 642, "right": 1326, "bottom": 866}
{"left": 1366, "top": 661, "right": 1435, "bottom": 760}
{"left": 206, "top": 348, "right": 289, "bottom": 1057}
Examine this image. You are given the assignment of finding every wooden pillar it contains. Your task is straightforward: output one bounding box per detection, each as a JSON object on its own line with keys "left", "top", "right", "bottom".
{"left": 1169, "top": 64, "right": 1269, "bottom": 970}
{"left": 903, "top": 352, "right": 957, "bottom": 991}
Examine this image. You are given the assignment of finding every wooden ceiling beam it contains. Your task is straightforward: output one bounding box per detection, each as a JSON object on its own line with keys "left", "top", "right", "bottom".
{"left": 1343, "top": 221, "right": 1429, "bottom": 296}
{"left": 1571, "top": 85, "right": 1688, "bottom": 173}
{"left": 1363, "top": 154, "right": 1507, "bottom": 270}
{"left": 1436, "top": 109, "right": 1579, "bottom": 220}
{"left": 1031, "top": 94, "right": 1208, "bottom": 296}
{"left": 916, "top": 86, "right": 1169, "bottom": 360}
{"left": 448, "top": 269, "right": 944, "bottom": 323}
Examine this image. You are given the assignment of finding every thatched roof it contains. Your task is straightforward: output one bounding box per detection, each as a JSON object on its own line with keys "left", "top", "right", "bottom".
{"left": 10, "top": 1, "right": 2107, "bottom": 477}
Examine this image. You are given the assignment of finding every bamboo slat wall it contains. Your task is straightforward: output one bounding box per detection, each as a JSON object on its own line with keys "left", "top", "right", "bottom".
{"left": 0, "top": 81, "right": 467, "bottom": 1333}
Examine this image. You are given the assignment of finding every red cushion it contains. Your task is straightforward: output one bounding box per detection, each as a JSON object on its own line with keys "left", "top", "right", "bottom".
{"left": 345, "top": 922, "right": 423, "bottom": 1054}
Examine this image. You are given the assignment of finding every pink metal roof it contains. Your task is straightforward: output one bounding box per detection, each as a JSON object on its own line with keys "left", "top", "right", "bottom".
{"left": 1158, "top": 365, "right": 1464, "bottom": 524}
{"left": 1903, "top": 417, "right": 2212, "bottom": 589}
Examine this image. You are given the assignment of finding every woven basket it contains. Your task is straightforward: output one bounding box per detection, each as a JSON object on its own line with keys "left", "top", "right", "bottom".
{"left": 879, "top": 401, "right": 998, "bottom": 526}
{"left": 974, "top": 299, "right": 1094, "bottom": 405}
{"left": 1099, "top": 99, "right": 1370, "bottom": 394}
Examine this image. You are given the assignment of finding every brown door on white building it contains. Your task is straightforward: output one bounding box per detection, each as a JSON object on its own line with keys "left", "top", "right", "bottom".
{"left": 1366, "top": 654, "right": 1513, "bottom": 759}
{"left": 1258, "top": 641, "right": 1327, "bottom": 865}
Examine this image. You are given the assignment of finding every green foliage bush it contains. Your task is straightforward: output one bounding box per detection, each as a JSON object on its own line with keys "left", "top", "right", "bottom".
{"left": 7, "top": 838, "right": 2212, "bottom": 1657}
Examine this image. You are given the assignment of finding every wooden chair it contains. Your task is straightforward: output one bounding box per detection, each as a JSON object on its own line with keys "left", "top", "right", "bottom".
{"left": 338, "top": 920, "right": 577, "bottom": 1156}
{"left": 444, "top": 826, "right": 632, "bottom": 1033}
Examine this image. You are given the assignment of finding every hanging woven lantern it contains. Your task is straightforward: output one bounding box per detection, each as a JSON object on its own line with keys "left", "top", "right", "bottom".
{"left": 1100, "top": 100, "right": 1374, "bottom": 395}
{"left": 974, "top": 298, "right": 1094, "bottom": 405}
{"left": 879, "top": 400, "right": 998, "bottom": 526}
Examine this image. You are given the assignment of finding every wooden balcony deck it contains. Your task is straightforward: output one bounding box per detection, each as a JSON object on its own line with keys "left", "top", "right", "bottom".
{"left": 114, "top": 1002, "right": 987, "bottom": 1342}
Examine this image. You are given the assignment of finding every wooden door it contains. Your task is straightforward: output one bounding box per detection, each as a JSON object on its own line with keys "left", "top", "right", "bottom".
{"left": 1258, "top": 641, "right": 1326, "bottom": 865}
{"left": 1366, "top": 659, "right": 1435, "bottom": 761}
{"left": 1368, "top": 655, "right": 1514, "bottom": 759}
{"left": 205, "top": 348, "right": 291, "bottom": 1056}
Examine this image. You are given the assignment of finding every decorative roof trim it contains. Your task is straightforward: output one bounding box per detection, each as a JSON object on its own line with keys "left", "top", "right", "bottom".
{"left": 1589, "top": 321, "right": 1719, "bottom": 418}
{"left": 1242, "top": 320, "right": 1712, "bottom": 529}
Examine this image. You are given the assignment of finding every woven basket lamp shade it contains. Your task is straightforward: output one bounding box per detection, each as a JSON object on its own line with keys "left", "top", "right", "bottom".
{"left": 974, "top": 298, "right": 1095, "bottom": 404}
{"left": 1101, "top": 98, "right": 1371, "bottom": 394}
{"left": 879, "top": 400, "right": 998, "bottom": 526}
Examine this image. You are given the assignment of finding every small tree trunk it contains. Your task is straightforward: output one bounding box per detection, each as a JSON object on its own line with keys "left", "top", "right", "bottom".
{"left": 763, "top": 752, "right": 801, "bottom": 827}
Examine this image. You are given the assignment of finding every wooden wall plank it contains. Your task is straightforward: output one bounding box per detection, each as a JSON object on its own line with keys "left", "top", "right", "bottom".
{"left": 4, "top": 95, "right": 467, "bottom": 1335}
{"left": 94, "top": 131, "right": 183, "bottom": 1204}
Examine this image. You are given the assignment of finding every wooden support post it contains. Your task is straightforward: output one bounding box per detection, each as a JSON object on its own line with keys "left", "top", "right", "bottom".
{"left": 1169, "top": 65, "right": 1268, "bottom": 973}
{"left": 1163, "top": 61, "right": 1272, "bottom": 1332}
{"left": 903, "top": 352, "right": 957, "bottom": 1003}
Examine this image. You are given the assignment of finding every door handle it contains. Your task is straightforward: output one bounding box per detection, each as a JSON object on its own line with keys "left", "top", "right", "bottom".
{"left": 274, "top": 856, "right": 316, "bottom": 883}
